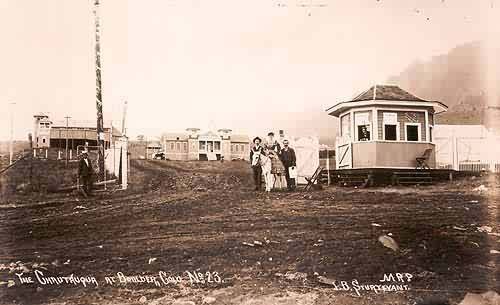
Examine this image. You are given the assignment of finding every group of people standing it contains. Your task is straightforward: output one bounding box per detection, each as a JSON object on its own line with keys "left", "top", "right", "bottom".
{"left": 77, "top": 133, "right": 297, "bottom": 196}
{"left": 250, "top": 132, "right": 297, "bottom": 191}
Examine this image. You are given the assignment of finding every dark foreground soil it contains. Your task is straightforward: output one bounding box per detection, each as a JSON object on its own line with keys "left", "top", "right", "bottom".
{"left": 0, "top": 160, "right": 498, "bottom": 305}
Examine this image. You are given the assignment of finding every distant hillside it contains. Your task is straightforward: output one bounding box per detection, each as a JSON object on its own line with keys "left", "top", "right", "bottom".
{"left": 388, "top": 41, "right": 500, "bottom": 125}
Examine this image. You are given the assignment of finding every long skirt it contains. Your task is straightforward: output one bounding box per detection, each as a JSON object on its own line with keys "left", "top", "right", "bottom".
{"left": 270, "top": 155, "right": 286, "bottom": 175}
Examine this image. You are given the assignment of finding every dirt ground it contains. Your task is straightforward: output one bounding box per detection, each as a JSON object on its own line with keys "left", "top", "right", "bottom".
{"left": 0, "top": 159, "right": 498, "bottom": 305}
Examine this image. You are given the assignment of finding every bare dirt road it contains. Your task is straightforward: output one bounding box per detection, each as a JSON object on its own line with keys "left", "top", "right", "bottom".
{"left": 0, "top": 160, "right": 498, "bottom": 304}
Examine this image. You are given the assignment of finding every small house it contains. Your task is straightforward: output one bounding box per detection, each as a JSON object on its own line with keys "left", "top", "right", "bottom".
{"left": 326, "top": 85, "right": 448, "bottom": 170}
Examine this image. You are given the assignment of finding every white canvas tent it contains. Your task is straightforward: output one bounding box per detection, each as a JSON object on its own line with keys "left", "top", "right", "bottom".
{"left": 290, "top": 136, "right": 320, "bottom": 184}
{"left": 104, "top": 136, "right": 129, "bottom": 189}
{"left": 434, "top": 124, "right": 500, "bottom": 172}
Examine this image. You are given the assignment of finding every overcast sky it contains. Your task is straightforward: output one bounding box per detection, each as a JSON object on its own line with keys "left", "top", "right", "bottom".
{"left": 0, "top": 0, "right": 499, "bottom": 141}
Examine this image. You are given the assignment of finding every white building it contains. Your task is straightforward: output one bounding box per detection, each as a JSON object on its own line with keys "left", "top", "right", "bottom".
{"left": 161, "top": 128, "right": 250, "bottom": 161}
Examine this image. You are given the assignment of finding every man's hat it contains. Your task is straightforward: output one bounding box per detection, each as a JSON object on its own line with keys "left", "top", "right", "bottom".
{"left": 81, "top": 151, "right": 89, "bottom": 155}
{"left": 267, "top": 132, "right": 275, "bottom": 136}
{"left": 253, "top": 136, "right": 262, "bottom": 143}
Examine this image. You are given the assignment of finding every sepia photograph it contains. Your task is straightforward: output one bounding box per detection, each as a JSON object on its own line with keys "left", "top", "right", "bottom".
{"left": 0, "top": 0, "right": 499, "bottom": 304}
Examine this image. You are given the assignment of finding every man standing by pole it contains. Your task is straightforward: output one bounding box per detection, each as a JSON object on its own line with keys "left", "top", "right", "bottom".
{"left": 94, "top": 0, "right": 105, "bottom": 181}
{"left": 78, "top": 151, "right": 94, "bottom": 197}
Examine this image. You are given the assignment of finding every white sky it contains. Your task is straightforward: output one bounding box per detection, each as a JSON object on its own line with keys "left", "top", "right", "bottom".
{"left": 0, "top": 0, "right": 499, "bottom": 140}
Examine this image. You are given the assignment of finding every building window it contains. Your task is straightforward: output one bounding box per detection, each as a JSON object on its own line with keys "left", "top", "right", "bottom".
{"left": 429, "top": 125, "right": 433, "bottom": 142}
{"left": 170, "top": 142, "right": 174, "bottom": 150}
{"left": 231, "top": 144, "right": 234, "bottom": 152}
{"left": 355, "top": 112, "right": 371, "bottom": 141}
{"left": 340, "top": 113, "right": 351, "bottom": 138}
{"left": 42, "top": 138, "right": 46, "bottom": 144}
{"left": 199, "top": 141, "right": 206, "bottom": 151}
{"left": 357, "top": 125, "right": 370, "bottom": 141}
{"left": 383, "top": 112, "right": 398, "bottom": 141}
{"left": 405, "top": 123, "right": 420, "bottom": 141}
{"left": 183, "top": 142, "right": 187, "bottom": 151}
{"left": 384, "top": 125, "right": 397, "bottom": 141}
{"left": 215, "top": 141, "right": 221, "bottom": 150}
{"left": 235, "top": 145, "right": 239, "bottom": 152}
{"left": 176, "top": 142, "right": 181, "bottom": 151}
{"left": 240, "top": 144, "right": 244, "bottom": 152}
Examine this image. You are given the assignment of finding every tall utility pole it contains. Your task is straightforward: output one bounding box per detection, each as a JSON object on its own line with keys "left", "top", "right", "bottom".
{"left": 9, "top": 102, "right": 16, "bottom": 165}
{"left": 65, "top": 116, "right": 71, "bottom": 166}
{"left": 94, "top": 0, "right": 105, "bottom": 180}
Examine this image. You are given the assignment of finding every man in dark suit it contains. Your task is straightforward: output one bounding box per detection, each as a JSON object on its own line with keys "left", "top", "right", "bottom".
{"left": 280, "top": 139, "right": 297, "bottom": 191}
{"left": 78, "top": 151, "right": 94, "bottom": 196}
